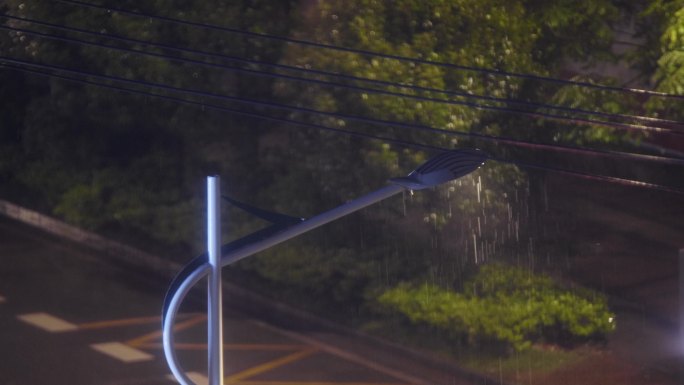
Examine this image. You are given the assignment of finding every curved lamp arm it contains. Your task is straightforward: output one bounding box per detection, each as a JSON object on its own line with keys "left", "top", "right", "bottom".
{"left": 162, "top": 149, "right": 487, "bottom": 385}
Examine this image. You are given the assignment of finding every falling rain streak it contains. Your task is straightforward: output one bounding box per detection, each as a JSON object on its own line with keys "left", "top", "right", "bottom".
{"left": 386, "top": 163, "right": 568, "bottom": 289}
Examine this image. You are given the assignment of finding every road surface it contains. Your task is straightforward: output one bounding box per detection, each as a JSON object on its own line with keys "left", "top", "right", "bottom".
{"left": 0, "top": 216, "right": 465, "bottom": 385}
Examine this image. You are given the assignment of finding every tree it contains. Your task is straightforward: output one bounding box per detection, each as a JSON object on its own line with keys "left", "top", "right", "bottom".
{"left": 0, "top": 0, "right": 676, "bottom": 317}
{"left": 642, "top": 0, "right": 684, "bottom": 118}
{"left": 0, "top": 0, "right": 295, "bottom": 250}
{"left": 243, "top": 0, "right": 633, "bottom": 311}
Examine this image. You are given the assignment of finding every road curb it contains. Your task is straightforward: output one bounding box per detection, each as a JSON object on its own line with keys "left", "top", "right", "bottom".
{"left": 0, "top": 198, "right": 506, "bottom": 385}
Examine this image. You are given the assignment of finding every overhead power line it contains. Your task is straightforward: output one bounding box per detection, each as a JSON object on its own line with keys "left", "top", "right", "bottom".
{"left": 2, "top": 20, "right": 683, "bottom": 140}
{"left": 57, "top": 0, "right": 684, "bottom": 100}
{"left": 1, "top": 55, "right": 683, "bottom": 171}
{"left": 0, "top": 62, "right": 441, "bottom": 150}
{"left": 3, "top": 13, "right": 681, "bottom": 131}
{"left": 3, "top": 61, "right": 682, "bottom": 196}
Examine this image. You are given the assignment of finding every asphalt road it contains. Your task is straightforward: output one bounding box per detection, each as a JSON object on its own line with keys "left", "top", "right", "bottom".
{"left": 3, "top": 175, "right": 681, "bottom": 385}
{"left": 0, "top": 216, "right": 447, "bottom": 385}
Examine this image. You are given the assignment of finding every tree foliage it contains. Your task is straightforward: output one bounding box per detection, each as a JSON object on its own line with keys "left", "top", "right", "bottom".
{"left": 641, "top": 0, "right": 684, "bottom": 118}
{"left": 0, "top": 0, "right": 677, "bottom": 332}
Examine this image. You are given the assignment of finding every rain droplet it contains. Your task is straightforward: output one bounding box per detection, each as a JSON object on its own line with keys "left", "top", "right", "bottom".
{"left": 473, "top": 233, "right": 478, "bottom": 263}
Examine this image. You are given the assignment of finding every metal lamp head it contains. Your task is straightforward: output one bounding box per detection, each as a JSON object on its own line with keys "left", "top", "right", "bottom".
{"left": 389, "top": 148, "right": 488, "bottom": 190}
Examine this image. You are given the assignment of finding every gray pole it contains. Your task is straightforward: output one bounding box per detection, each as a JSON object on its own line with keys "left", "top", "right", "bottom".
{"left": 163, "top": 149, "right": 488, "bottom": 384}
{"left": 163, "top": 184, "right": 405, "bottom": 382}
{"left": 207, "top": 176, "right": 224, "bottom": 385}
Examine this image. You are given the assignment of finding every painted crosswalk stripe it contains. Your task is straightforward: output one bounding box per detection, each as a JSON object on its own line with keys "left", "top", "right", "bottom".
{"left": 167, "top": 372, "right": 208, "bottom": 385}
{"left": 17, "top": 312, "right": 78, "bottom": 332}
{"left": 91, "top": 342, "right": 154, "bottom": 363}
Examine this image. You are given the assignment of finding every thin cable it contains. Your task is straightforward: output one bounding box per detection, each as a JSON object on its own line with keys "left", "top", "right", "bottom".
{"left": 3, "top": 13, "right": 681, "bottom": 130}
{"left": 57, "top": 0, "right": 684, "bottom": 100}
{"left": 2, "top": 62, "right": 682, "bottom": 196}
{"left": 2, "top": 24, "right": 677, "bottom": 137}
{"left": 505, "top": 160, "right": 684, "bottom": 195}
{"left": 1, "top": 56, "right": 683, "bottom": 168}
{"left": 0, "top": 63, "right": 436, "bottom": 151}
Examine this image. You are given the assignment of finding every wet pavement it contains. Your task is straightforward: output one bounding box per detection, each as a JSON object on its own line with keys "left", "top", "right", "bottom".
{"left": 1, "top": 173, "right": 683, "bottom": 385}
{"left": 0, "top": 217, "right": 439, "bottom": 385}
{"left": 542, "top": 174, "right": 684, "bottom": 384}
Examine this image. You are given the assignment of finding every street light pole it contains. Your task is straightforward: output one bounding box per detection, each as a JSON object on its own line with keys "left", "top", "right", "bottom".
{"left": 163, "top": 149, "right": 488, "bottom": 385}
{"left": 207, "top": 176, "right": 223, "bottom": 385}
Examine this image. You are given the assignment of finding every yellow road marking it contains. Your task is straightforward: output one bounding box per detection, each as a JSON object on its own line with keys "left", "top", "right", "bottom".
{"left": 126, "top": 314, "right": 207, "bottom": 347}
{"left": 234, "top": 382, "right": 406, "bottom": 385}
{"left": 139, "top": 342, "right": 309, "bottom": 351}
{"left": 254, "top": 322, "right": 429, "bottom": 385}
{"left": 14, "top": 309, "right": 412, "bottom": 385}
{"left": 79, "top": 312, "right": 200, "bottom": 330}
{"left": 78, "top": 315, "right": 161, "bottom": 330}
{"left": 226, "top": 348, "right": 318, "bottom": 383}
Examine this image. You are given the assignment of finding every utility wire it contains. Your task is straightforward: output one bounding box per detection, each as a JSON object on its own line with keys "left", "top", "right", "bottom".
{"left": 506, "top": 160, "right": 684, "bottom": 195}
{"left": 3, "top": 61, "right": 681, "bottom": 196}
{"left": 2, "top": 23, "right": 682, "bottom": 145}
{"left": 1, "top": 56, "right": 683, "bottom": 170}
{"left": 3, "top": 13, "right": 681, "bottom": 131}
{"left": 57, "top": 0, "right": 684, "bottom": 100}
{"left": 0, "top": 62, "right": 439, "bottom": 151}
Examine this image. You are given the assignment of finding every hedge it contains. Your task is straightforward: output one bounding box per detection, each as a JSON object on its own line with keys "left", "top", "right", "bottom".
{"left": 378, "top": 263, "right": 615, "bottom": 351}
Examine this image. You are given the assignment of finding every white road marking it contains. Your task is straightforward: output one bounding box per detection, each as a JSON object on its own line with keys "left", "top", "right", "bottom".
{"left": 17, "top": 312, "right": 78, "bottom": 332}
{"left": 186, "top": 372, "right": 209, "bottom": 385}
{"left": 91, "top": 342, "right": 154, "bottom": 363}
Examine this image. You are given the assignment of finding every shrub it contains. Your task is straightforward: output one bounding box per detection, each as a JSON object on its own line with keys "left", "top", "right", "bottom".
{"left": 378, "top": 264, "right": 615, "bottom": 351}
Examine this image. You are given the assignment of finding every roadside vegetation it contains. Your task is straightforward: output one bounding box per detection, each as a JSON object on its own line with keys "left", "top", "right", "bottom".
{"left": 378, "top": 264, "right": 615, "bottom": 352}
